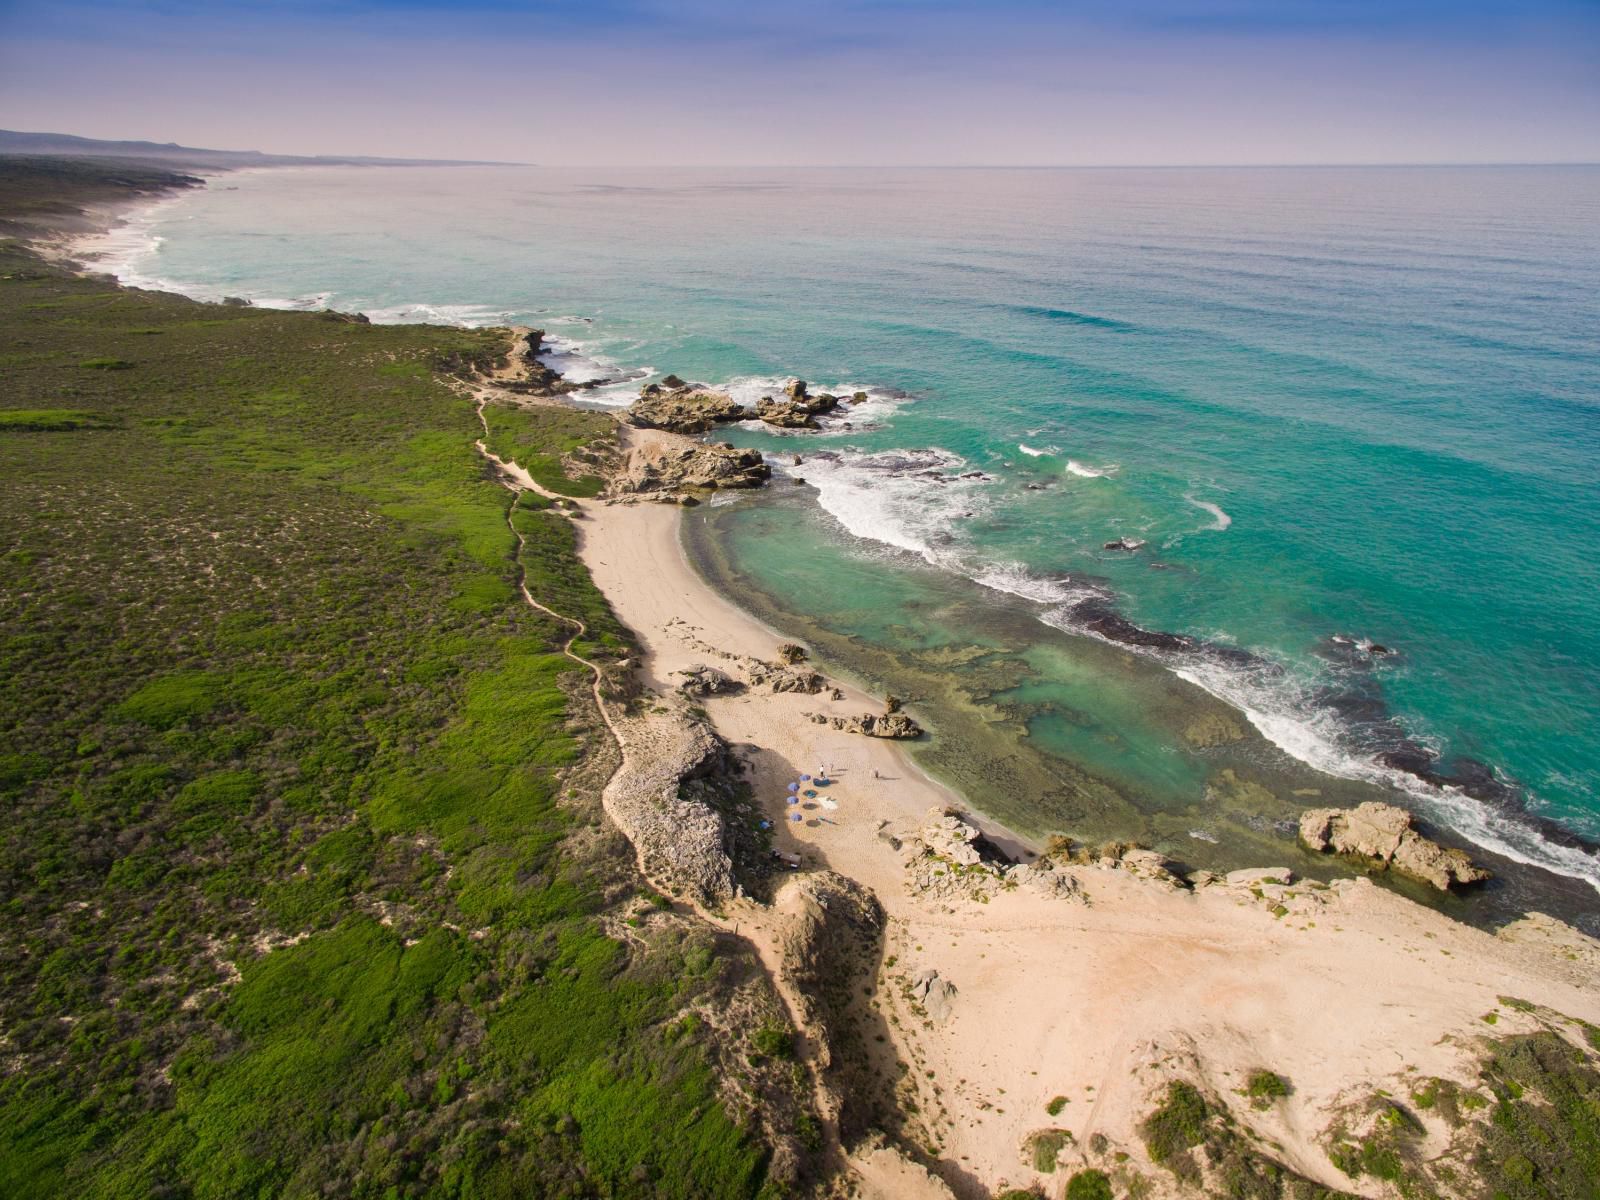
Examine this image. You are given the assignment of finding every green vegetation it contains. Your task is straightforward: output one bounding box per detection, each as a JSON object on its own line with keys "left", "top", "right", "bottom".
{"left": 1245, "top": 1070, "right": 1290, "bottom": 1109}
{"left": 0, "top": 407, "right": 118, "bottom": 430}
{"left": 1139, "top": 1081, "right": 1209, "bottom": 1168}
{"left": 0, "top": 162, "right": 796, "bottom": 1198}
{"left": 481, "top": 400, "right": 614, "bottom": 497}
{"left": 1065, "top": 1168, "right": 1114, "bottom": 1200}
{"left": 1140, "top": 1081, "right": 1358, "bottom": 1200}
{"left": 1046, "top": 1094, "right": 1069, "bottom": 1116}
{"left": 1471, "top": 1032, "right": 1600, "bottom": 1200}
{"left": 1029, "top": 1128, "right": 1069, "bottom": 1173}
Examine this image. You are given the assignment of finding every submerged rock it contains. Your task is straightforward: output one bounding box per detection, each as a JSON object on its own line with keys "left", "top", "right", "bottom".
{"left": 1299, "top": 802, "right": 1489, "bottom": 890}
{"left": 1103, "top": 537, "right": 1147, "bottom": 551}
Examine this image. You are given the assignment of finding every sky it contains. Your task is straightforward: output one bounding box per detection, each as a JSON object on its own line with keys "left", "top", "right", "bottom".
{"left": 0, "top": 0, "right": 1597, "bottom": 165}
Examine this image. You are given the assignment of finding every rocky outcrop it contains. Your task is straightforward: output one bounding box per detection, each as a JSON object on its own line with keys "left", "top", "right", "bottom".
{"left": 499, "top": 328, "right": 579, "bottom": 398}
{"left": 611, "top": 440, "right": 770, "bottom": 494}
{"left": 602, "top": 713, "right": 740, "bottom": 904}
{"left": 676, "top": 665, "right": 743, "bottom": 697}
{"left": 773, "top": 872, "right": 886, "bottom": 1139}
{"left": 806, "top": 711, "right": 923, "bottom": 739}
{"left": 626, "top": 383, "right": 747, "bottom": 433}
{"left": 748, "top": 662, "right": 828, "bottom": 694}
{"left": 1103, "top": 537, "right": 1146, "bottom": 551}
{"left": 754, "top": 381, "right": 841, "bottom": 430}
{"left": 900, "top": 807, "right": 1086, "bottom": 904}
{"left": 1299, "top": 802, "right": 1490, "bottom": 890}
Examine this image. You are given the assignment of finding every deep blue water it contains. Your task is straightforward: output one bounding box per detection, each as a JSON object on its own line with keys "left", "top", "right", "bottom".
{"left": 88, "top": 164, "right": 1600, "bottom": 895}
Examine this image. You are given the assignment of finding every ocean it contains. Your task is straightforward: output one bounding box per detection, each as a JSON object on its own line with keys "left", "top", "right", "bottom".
{"left": 81, "top": 163, "right": 1600, "bottom": 914}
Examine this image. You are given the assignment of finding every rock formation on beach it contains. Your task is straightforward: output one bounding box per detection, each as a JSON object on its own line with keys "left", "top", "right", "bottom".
{"left": 611, "top": 438, "right": 770, "bottom": 494}
{"left": 601, "top": 712, "right": 742, "bottom": 905}
{"left": 1299, "top": 801, "right": 1490, "bottom": 890}
{"left": 676, "top": 664, "right": 744, "bottom": 697}
{"left": 806, "top": 710, "right": 923, "bottom": 739}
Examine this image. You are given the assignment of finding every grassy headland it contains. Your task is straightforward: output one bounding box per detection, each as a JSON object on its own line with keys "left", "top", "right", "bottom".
{"left": 0, "top": 160, "right": 803, "bottom": 1198}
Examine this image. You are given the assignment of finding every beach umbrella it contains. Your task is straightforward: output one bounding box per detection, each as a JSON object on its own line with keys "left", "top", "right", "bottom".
{"left": 789, "top": 812, "right": 803, "bottom": 822}
{"left": 786, "top": 796, "right": 798, "bottom": 806}
{"left": 799, "top": 774, "right": 811, "bottom": 782}
{"left": 787, "top": 782, "right": 799, "bottom": 792}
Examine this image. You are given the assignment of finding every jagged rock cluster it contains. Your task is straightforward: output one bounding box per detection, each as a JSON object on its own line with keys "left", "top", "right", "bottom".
{"left": 1299, "top": 801, "right": 1490, "bottom": 890}
{"left": 500, "top": 328, "right": 580, "bottom": 398}
{"left": 753, "top": 379, "right": 847, "bottom": 429}
{"left": 899, "top": 807, "right": 1084, "bottom": 903}
{"left": 610, "top": 438, "right": 770, "bottom": 494}
{"left": 806, "top": 710, "right": 923, "bottom": 739}
{"left": 676, "top": 665, "right": 744, "bottom": 697}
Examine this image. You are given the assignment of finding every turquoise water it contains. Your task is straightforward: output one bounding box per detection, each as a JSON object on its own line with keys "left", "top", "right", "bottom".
{"left": 91, "top": 164, "right": 1600, "bottom": 902}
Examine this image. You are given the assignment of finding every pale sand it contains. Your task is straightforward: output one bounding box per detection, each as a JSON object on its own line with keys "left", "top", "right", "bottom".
{"left": 557, "top": 426, "right": 1599, "bottom": 1198}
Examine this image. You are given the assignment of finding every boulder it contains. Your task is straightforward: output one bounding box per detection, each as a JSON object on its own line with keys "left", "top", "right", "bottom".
{"left": 1103, "top": 537, "right": 1147, "bottom": 551}
{"left": 909, "top": 968, "right": 957, "bottom": 1024}
{"left": 785, "top": 378, "right": 809, "bottom": 400}
{"left": 1299, "top": 802, "right": 1489, "bottom": 890}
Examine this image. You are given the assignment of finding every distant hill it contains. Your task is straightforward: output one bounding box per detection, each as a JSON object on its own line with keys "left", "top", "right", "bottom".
{"left": 0, "top": 129, "right": 523, "bottom": 170}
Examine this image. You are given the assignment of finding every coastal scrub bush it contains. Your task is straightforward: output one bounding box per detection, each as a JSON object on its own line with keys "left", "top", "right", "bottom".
{"left": 1030, "top": 1129, "right": 1070, "bottom": 1172}
{"left": 1066, "top": 1169, "right": 1114, "bottom": 1200}
{"left": 1047, "top": 1095, "right": 1069, "bottom": 1116}
{"left": 1246, "top": 1070, "right": 1290, "bottom": 1108}
{"left": 1139, "top": 1081, "right": 1209, "bottom": 1164}
{"left": 751, "top": 1021, "right": 796, "bottom": 1061}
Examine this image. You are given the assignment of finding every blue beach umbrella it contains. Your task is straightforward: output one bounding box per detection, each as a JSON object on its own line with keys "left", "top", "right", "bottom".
{"left": 786, "top": 796, "right": 798, "bottom": 805}
{"left": 799, "top": 774, "right": 811, "bottom": 782}
{"left": 789, "top": 812, "right": 803, "bottom": 822}
{"left": 787, "top": 782, "right": 799, "bottom": 792}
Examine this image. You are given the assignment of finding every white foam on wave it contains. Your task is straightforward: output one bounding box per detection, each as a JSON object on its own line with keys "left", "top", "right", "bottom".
{"left": 1018, "top": 443, "right": 1059, "bottom": 458}
{"left": 362, "top": 301, "right": 514, "bottom": 327}
{"left": 66, "top": 195, "right": 192, "bottom": 287}
{"left": 973, "top": 563, "right": 1110, "bottom": 607}
{"left": 776, "top": 448, "right": 986, "bottom": 562}
{"left": 1066, "top": 460, "right": 1119, "bottom": 478}
{"left": 720, "top": 376, "right": 909, "bottom": 434}
{"left": 1185, "top": 494, "right": 1233, "bottom": 530}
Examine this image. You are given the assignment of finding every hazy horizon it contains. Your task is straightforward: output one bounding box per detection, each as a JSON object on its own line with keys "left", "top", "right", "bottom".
{"left": 2, "top": 1, "right": 1598, "bottom": 168}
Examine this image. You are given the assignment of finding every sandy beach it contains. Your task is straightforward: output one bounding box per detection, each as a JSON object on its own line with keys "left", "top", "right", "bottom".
{"left": 544, "top": 423, "right": 1600, "bottom": 1199}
